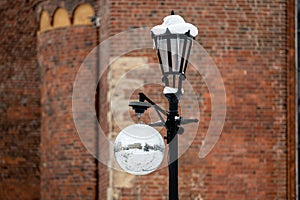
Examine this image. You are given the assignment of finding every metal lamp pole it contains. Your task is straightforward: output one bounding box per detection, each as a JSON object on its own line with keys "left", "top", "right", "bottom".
{"left": 165, "top": 93, "right": 179, "bottom": 200}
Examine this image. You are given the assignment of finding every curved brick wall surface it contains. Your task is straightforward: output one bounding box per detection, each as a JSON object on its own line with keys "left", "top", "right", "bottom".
{"left": 37, "top": 26, "right": 98, "bottom": 199}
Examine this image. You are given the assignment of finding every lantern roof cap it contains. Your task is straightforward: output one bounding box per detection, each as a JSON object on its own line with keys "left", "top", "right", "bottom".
{"left": 151, "top": 14, "right": 198, "bottom": 37}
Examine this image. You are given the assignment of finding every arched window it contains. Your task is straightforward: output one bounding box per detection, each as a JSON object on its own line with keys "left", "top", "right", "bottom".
{"left": 39, "top": 11, "right": 51, "bottom": 32}
{"left": 53, "top": 8, "right": 71, "bottom": 28}
{"left": 73, "top": 4, "right": 94, "bottom": 25}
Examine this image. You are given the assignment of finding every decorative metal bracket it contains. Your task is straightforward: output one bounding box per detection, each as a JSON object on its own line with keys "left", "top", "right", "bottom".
{"left": 129, "top": 93, "right": 199, "bottom": 135}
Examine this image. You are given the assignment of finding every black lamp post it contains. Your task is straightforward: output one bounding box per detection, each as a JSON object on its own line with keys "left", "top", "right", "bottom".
{"left": 128, "top": 11, "right": 198, "bottom": 199}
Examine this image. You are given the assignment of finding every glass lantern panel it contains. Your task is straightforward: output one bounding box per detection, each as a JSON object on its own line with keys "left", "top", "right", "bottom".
{"left": 183, "top": 39, "right": 192, "bottom": 74}
{"left": 170, "top": 36, "right": 186, "bottom": 73}
{"left": 156, "top": 37, "right": 170, "bottom": 73}
{"left": 170, "top": 38, "right": 178, "bottom": 72}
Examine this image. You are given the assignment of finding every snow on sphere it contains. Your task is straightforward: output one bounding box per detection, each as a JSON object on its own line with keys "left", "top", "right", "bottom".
{"left": 114, "top": 124, "right": 165, "bottom": 175}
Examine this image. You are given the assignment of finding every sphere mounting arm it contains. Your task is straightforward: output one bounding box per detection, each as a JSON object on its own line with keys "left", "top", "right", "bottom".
{"left": 129, "top": 92, "right": 198, "bottom": 130}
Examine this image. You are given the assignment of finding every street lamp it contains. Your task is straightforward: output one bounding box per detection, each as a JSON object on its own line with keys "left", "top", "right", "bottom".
{"left": 151, "top": 10, "right": 197, "bottom": 97}
{"left": 114, "top": 11, "right": 198, "bottom": 200}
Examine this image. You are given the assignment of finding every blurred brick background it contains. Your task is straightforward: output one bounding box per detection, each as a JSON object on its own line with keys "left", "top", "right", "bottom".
{"left": 0, "top": 0, "right": 296, "bottom": 200}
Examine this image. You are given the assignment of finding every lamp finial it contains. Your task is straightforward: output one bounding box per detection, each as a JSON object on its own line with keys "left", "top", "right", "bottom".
{"left": 171, "top": 10, "right": 175, "bottom": 15}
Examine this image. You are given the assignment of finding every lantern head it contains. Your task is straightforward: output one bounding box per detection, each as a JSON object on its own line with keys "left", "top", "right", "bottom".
{"left": 151, "top": 11, "right": 198, "bottom": 96}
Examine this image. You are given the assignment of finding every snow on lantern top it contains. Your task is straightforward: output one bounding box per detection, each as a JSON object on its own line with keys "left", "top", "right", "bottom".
{"left": 151, "top": 13, "right": 198, "bottom": 37}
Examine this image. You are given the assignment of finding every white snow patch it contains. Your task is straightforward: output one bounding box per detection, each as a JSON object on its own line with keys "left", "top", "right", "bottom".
{"left": 151, "top": 15, "right": 198, "bottom": 37}
{"left": 163, "top": 86, "right": 184, "bottom": 94}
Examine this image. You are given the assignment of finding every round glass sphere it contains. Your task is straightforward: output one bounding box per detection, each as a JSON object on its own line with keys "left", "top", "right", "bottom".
{"left": 114, "top": 124, "right": 165, "bottom": 175}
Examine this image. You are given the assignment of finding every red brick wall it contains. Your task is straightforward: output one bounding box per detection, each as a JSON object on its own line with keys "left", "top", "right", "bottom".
{"left": 37, "top": 26, "right": 98, "bottom": 199}
{"left": 0, "top": 0, "right": 295, "bottom": 199}
{"left": 287, "top": 0, "right": 296, "bottom": 199}
{"left": 107, "top": 0, "right": 290, "bottom": 199}
{"left": 0, "top": 1, "right": 40, "bottom": 199}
